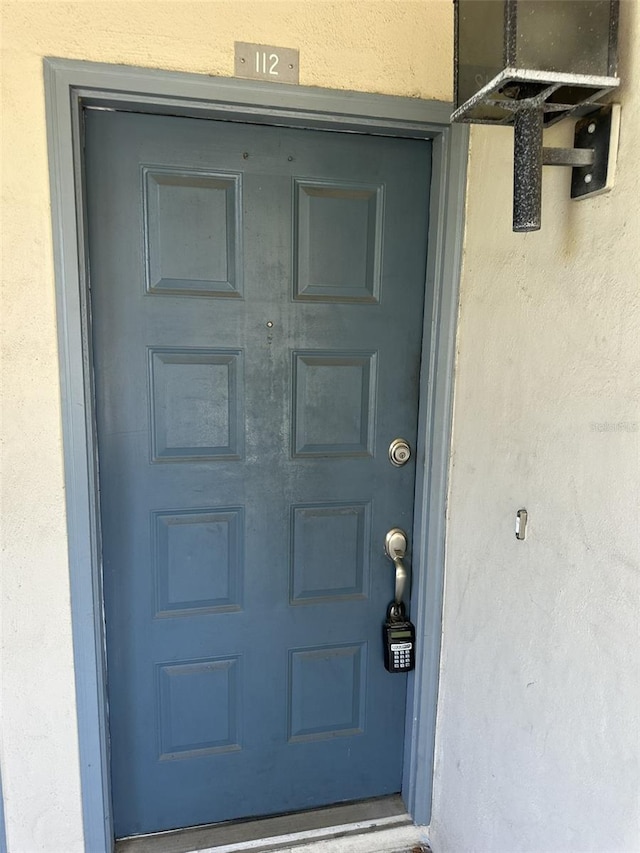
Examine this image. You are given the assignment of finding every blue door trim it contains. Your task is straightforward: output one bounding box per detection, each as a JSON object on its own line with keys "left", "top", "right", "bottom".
{"left": 0, "top": 766, "right": 7, "bottom": 853}
{"left": 44, "top": 57, "right": 469, "bottom": 853}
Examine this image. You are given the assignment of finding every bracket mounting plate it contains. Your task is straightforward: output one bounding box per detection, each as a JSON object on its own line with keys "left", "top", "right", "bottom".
{"left": 571, "top": 105, "right": 620, "bottom": 200}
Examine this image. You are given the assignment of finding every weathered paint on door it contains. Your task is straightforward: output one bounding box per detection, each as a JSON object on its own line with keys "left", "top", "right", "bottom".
{"left": 85, "top": 109, "right": 431, "bottom": 837}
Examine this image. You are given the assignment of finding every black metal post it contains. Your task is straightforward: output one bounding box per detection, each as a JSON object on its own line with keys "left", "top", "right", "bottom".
{"left": 513, "top": 106, "right": 544, "bottom": 232}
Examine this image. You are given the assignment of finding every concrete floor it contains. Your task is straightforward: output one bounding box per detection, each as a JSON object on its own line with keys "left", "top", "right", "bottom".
{"left": 115, "top": 797, "right": 431, "bottom": 853}
{"left": 197, "top": 824, "right": 429, "bottom": 853}
{"left": 116, "top": 797, "right": 430, "bottom": 853}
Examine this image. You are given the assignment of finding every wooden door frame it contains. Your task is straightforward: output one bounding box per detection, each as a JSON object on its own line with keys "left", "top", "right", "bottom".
{"left": 44, "top": 57, "right": 468, "bottom": 852}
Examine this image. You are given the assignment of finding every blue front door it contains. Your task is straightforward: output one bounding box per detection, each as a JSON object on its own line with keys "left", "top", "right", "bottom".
{"left": 85, "top": 109, "right": 431, "bottom": 837}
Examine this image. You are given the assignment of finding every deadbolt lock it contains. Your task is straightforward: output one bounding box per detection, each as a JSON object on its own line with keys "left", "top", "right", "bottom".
{"left": 388, "top": 438, "right": 411, "bottom": 467}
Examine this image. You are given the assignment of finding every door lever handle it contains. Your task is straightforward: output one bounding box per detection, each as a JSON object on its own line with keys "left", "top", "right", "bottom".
{"left": 384, "top": 528, "right": 409, "bottom": 607}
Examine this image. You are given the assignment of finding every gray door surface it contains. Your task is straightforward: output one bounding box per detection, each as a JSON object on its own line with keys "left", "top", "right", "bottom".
{"left": 85, "top": 109, "right": 431, "bottom": 837}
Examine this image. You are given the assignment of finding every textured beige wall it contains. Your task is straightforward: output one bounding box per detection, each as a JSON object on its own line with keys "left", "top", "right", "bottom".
{"left": 2, "top": 1, "right": 639, "bottom": 852}
{"left": 430, "top": 2, "right": 640, "bottom": 851}
{"left": 0, "top": 2, "right": 451, "bottom": 851}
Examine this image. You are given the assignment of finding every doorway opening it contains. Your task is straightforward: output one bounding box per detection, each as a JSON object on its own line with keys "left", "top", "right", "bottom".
{"left": 44, "top": 57, "right": 468, "bottom": 852}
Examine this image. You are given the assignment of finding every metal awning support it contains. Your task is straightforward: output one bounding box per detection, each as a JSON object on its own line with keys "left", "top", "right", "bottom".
{"left": 452, "top": 0, "right": 621, "bottom": 233}
{"left": 512, "top": 104, "right": 619, "bottom": 232}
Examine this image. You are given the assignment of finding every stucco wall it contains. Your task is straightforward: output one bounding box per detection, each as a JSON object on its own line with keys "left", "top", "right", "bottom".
{"left": 0, "top": 3, "right": 451, "bottom": 851}
{"left": 430, "top": 2, "right": 640, "bottom": 851}
{"left": 1, "top": 1, "right": 638, "bottom": 852}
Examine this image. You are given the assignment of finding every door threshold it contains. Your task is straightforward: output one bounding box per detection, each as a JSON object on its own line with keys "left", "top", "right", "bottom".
{"left": 115, "top": 795, "right": 426, "bottom": 853}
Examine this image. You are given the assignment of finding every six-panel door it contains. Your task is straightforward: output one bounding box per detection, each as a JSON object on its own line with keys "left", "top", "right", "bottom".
{"left": 85, "top": 109, "right": 431, "bottom": 837}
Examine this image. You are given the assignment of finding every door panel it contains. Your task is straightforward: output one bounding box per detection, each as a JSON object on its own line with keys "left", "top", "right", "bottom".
{"left": 85, "top": 110, "right": 431, "bottom": 837}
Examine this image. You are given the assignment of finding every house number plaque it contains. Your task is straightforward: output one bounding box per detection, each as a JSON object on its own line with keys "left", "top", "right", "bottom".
{"left": 234, "top": 42, "right": 299, "bottom": 84}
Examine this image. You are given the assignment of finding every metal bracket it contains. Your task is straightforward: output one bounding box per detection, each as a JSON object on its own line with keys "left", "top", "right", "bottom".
{"left": 542, "top": 104, "right": 620, "bottom": 199}
{"left": 512, "top": 104, "right": 620, "bottom": 231}
{"left": 542, "top": 147, "right": 595, "bottom": 168}
{"left": 571, "top": 105, "right": 620, "bottom": 200}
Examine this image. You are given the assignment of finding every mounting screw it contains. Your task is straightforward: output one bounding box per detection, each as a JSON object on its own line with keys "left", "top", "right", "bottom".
{"left": 587, "top": 122, "right": 596, "bottom": 134}
{"left": 584, "top": 173, "right": 593, "bottom": 184}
